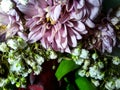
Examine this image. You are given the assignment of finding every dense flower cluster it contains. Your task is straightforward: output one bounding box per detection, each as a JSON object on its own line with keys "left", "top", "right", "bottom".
{"left": 0, "top": 0, "right": 120, "bottom": 90}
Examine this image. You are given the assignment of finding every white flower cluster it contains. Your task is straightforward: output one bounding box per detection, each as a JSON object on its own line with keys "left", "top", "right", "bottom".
{"left": 0, "top": 37, "right": 45, "bottom": 87}
{"left": 72, "top": 48, "right": 89, "bottom": 65}
{"left": 105, "top": 77, "right": 120, "bottom": 90}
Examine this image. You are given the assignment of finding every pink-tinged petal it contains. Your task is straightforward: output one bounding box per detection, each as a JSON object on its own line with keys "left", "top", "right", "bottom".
{"left": 60, "top": 25, "right": 67, "bottom": 38}
{"left": 61, "top": 37, "right": 68, "bottom": 48}
{"left": 59, "top": 12, "right": 70, "bottom": 24}
{"left": 50, "top": 5, "right": 62, "bottom": 21}
{"left": 66, "top": 21, "right": 74, "bottom": 27}
{"left": 88, "top": 0, "right": 102, "bottom": 6}
{"left": 28, "top": 26, "right": 46, "bottom": 43}
{"left": 72, "top": 29, "right": 82, "bottom": 39}
{"left": 55, "top": 32, "right": 62, "bottom": 48}
{"left": 17, "top": 4, "right": 38, "bottom": 17}
{"left": 74, "top": 21, "right": 87, "bottom": 34}
{"left": 37, "top": 0, "right": 48, "bottom": 8}
{"left": 85, "top": 18, "right": 95, "bottom": 28}
{"left": 18, "top": 32, "right": 28, "bottom": 41}
{"left": 90, "top": 7, "right": 99, "bottom": 19}
{"left": 47, "top": 29, "right": 55, "bottom": 42}
{"left": 68, "top": 28, "right": 77, "bottom": 47}
{"left": 77, "top": 0, "right": 85, "bottom": 9}
{"left": 66, "top": 0, "right": 74, "bottom": 11}
{"left": 28, "top": 25, "right": 42, "bottom": 37}
{"left": 65, "top": 46, "right": 71, "bottom": 53}
{"left": 0, "top": 13, "right": 9, "bottom": 25}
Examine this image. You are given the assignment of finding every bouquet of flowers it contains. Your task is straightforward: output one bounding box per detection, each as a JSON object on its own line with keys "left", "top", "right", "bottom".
{"left": 0, "top": 0, "right": 120, "bottom": 90}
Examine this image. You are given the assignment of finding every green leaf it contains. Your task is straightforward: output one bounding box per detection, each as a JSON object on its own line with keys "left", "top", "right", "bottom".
{"left": 75, "top": 77, "right": 96, "bottom": 90}
{"left": 55, "top": 59, "right": 79, "bottom": 80}
{"left": 66, "top": 84, "right": 76, "bottom": 90}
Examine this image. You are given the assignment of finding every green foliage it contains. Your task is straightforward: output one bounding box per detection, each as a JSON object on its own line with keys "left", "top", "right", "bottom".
{"left": 75, "top": 76, "right": 96, "bottom": 90}
{"left": 55, "top": 59, "right": 79, "bottom": 80}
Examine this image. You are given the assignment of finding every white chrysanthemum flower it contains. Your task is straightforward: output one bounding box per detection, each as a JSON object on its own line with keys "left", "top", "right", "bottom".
{"left": 115, "top": 78, "right": 120, "bottom": 89}
{"left": 0, "top": 0, "right": 14, "bottom": 12}
{"left": 105, "top": 81, "right": 115, "bottom": 90}
{"left": 82, "top": 60, "right": 90, "bottom": 70}
{"left": 79, "top": 49, "right": 89, "bottom": 59}
{"left": 74, "top": 58, "right": 84, "bottom": 65}
{"left": 78, "top": 69, "right": 86, "bottom": 77}
{"left": 35, "top": 54, "right": 44, "bottom": 65}
{"left": 71, "top": 48, "right": 80, "bottom": 56}
{"left": 0, "top": 42, "right": 9, "bottom": 52}
{"left": 91, "top": 79, "right": 100, "bottom": 87}
{"left": 7, "top": 39, "right": 18, "bottom": 50}
{"left": 18, "top": 0, "right": 28, "bottom": 5}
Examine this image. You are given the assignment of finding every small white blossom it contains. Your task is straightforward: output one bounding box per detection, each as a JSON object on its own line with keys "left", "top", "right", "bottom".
{"left": 78, "top": 69, "right": 86, "bottom": 77}
{"left": 74, "top": 58, "right": 84, "bottom": 65}
{"left": 79, "top": 49, "right": 89, "bottom": 59}
{"left": 18, "top": 0, "right": 28, "bottom": 5}
{"left": 0, "top": 42, "right": 9, "bottom": 52}
{"left": 105, "top": 81, "right": 115, "bottom": 90}
{"left": 111, "top": 17, "right": 119, "bottom": 25}
{"left": 0, "top": 78, "right": 7, "bottom": 87}
{"left": 48, "top": 50, "right": 57, "bottom": 59}
{"left": 82, "top": 60, "right": 90, "bottom": 70}
{"left": 0, "top": 0, "right": 14, "bottom": 12}
{"left": 10, "top": 60, "right": 24, "bottom": 73}
{"left": 98, "top": 61, "right": 104, "bottom": 69}
{"left": 35, "top": 54, "right": 44, "bottom": 65}
{"left": 91, "top": 79, "right": 100, "bottom": 87}
{"left": 112, "top": 57, "right": 120, "bottom": 65}
{"left": 92, "top": 53, "right": 98, "bottom": 60}
{"left": 97, "top": 72, "right": 104, "bottom": 80}
{"left": 71, "top": 48, "right": 80, "bottom": 56}
{"left": 115, "top": 78, "right": 120, "bottom": 89}
{"left": 34, "top": 65, "right": 42, "bottom": 75}
{"left": 89, "top": 65, "right": 103, "bottom": 80}
{"left": 7, "top": 39, "right": 18, "bottom": 50}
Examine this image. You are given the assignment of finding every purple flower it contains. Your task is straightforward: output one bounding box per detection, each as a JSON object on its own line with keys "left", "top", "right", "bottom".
{"left": 15, "top": 0, "right": 102, "bottom": 53}
{"left": 94, "top": 24, "right": 116, "bottom": 53}
{"left": 0, "top": 9, "right": 24, "bottom": 39}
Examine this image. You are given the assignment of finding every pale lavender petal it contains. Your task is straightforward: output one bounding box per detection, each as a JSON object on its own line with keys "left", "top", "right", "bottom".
{"left": 50, "top": 5, "right": 62, "bottom": 21}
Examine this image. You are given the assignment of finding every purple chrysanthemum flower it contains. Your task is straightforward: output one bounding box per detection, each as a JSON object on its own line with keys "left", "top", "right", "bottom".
{"left": 16, "top": 0, "right": 102, "bottom": 53}
{"left": 0, "top": 9, "right": 24, "bottom": 39}
{"left": 94, "top": 24, "right": 116, "bottom": 53}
